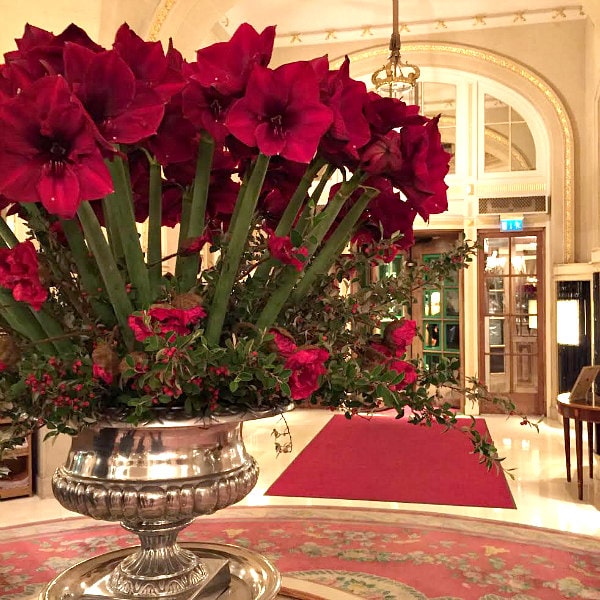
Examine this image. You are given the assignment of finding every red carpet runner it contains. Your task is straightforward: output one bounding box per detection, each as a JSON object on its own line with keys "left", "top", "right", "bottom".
{"left": 266, "top": 414, "right": 516, "bottom": 508}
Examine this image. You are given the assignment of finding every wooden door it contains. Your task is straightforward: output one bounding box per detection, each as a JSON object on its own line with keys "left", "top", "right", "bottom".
{"left": 478, "top": 229, "right": 545, "bottom": 415}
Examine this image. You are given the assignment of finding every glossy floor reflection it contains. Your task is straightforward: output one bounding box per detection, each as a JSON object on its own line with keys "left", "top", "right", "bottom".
{"left": 2, "top": 410, "right": 600, "bottom": 537}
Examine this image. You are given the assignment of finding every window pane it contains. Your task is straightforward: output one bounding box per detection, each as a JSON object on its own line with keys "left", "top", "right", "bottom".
{"left": 484, "top": 123, "right": 510, "bottom": 172}
{"left": 422, "top": 84, "right": 457, "bottom": 174}
{"left": 484, "top": 94, "right": 509, "bottom": 123}
{"left": 485, "top": 277, "right": 506, "bottom": 314}
{"left": 484, "top": 237, "right": 510, "bottom": 275}
{"left": 511, "top": 122, "right": 536, "bottom": 171}
{"left": 445, "top": 323, "right": 460, "bottom": 350}
{"left": 484, "top": 93, "right": 536, "bottom": 173}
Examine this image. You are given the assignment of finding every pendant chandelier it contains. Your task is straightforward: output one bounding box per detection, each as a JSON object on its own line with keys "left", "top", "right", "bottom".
{"left": 371, "top": 0, "right": 420, "bottom": 97}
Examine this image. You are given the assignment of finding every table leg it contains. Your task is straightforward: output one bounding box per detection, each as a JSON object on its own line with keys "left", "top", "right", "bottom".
{"left": 563, "top": 416, "right": 571, "bottom": 482}
{"left": 575, "top": 418, "right": 584, "bottom": 500}
{"left": 588, "top": 421, "right": 594, "bottom": 479}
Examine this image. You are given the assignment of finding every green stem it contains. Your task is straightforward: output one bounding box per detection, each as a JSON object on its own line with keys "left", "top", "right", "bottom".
{"left": 304, "top": 170, "right": 368, "bottom": 253}
{"left": 107, "top": 157, "right": 152, "bottom": 307}
{"left": 77, "top": 202, "right": 134, "bottom": 348}
{"left": 204, "top": 154, "right": 270, "bottom": 345}
{"left": 102, "top": 197, "right": 125, "bottom": 264}
{"left": 0, "top": 289, "right": 56, "bottom": 353}
{"left": 175, "top": 188, "right": 193, "bottom": 281}
{"left": 254, "top": 172, "right": 368, "bottom": 330}
{"left": 293, "top": 164, "right": 336, "bottom": 237}
{"left": 252, "top": 161, "right": 334, "bottom": 288}
{"left": 275, "top": 156, "right": 326, "bottom": 236}
{"left": 291, "top": 188, "right": 378, "bottom": 301}
{"left": 60, "top": 219, "right": 116, "bottom": 327}
{"left": 147, "top": 161, "right": 163, "bottom": 294}
{"left": 177, "top": 134, "right": 215, "bottom": 292}
{"left": 254, "top": 265, "right": 303, "bottom": 331}
{"left": 0, "top": 224, "right": 75, "bottom": 353}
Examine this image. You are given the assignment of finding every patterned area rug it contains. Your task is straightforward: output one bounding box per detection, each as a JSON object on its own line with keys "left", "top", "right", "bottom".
{"left": 1, "top": 506, "right": 599, "bottom": 600}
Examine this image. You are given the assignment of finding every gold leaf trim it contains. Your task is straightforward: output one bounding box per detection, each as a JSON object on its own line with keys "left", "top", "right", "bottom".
{"left": 148, "top": 0, "right": 178, "bottom": 42}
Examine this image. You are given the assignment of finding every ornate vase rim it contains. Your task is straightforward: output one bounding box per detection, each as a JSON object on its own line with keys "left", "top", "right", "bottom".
{"left": 92, "top": 403, "right": 295, "bottom": 430}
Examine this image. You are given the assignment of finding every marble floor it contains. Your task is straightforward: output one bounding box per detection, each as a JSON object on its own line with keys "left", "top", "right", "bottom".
{"left": 2, "top": 409, "right": 600, "bottom": 538}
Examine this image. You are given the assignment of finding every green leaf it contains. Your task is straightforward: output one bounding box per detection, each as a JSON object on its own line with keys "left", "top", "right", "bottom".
{"left": 290, "top": 229, "right": 303, "bottom": 248}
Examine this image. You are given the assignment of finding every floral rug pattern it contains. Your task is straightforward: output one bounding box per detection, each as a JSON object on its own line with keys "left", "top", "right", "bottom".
{"left": 1, "top": 506, "right": 599, "bottom": 599}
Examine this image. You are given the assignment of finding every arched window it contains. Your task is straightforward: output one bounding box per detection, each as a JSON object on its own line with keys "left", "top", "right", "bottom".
{"left": 367, "top": 67, "right": 550, "bottom": 202}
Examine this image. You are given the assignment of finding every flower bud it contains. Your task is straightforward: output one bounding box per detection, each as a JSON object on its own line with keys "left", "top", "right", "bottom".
{"left": 92, "top": 341, "right": 120, "bottom": 375}
{"left": 0, "top": 334, "right": 20, "bottom": 367}
{"left": 171, "top": 292, "right": 203, "bottom": 311}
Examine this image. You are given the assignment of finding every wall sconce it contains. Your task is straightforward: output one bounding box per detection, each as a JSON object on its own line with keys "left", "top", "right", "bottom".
{"left": 556, "top": 299, "right": 580, "bottom": 345}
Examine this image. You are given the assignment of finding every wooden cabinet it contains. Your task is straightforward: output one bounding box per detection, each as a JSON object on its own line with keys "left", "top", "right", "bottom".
{"left": 0, "top": 420, "right": 33, "bottom": 500}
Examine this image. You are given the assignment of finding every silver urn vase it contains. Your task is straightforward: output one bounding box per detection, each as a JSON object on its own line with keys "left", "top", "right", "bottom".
{"left": 42, "top": 409, "right": 285, "bottom": 600}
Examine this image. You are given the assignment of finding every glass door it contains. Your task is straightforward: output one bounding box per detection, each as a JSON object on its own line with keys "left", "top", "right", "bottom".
{"left": 478, "top": 230, "right": 545, "bottom": 415}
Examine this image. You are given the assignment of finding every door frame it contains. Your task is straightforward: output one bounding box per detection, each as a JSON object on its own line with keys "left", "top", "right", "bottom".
{"left": 477, "top": 228, "right": 546, "bottom": 415}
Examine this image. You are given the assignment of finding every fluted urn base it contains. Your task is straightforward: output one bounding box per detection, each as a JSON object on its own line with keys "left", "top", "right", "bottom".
{"left": 40, "top": 542, "right": 281, "bottom": 600}
{"left": 42, "top": 411, "right": 286, "bottom": 600}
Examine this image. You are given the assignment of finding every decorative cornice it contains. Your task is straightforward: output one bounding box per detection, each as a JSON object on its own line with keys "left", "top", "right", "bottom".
{"left": 272, "top": 5, "right": 584, "bottom": 48}
{"left": 335, "top": 43, "right": 574, "bottom": 262}
{"left": 148, "top": 0, "right": 178, "bottom": 42}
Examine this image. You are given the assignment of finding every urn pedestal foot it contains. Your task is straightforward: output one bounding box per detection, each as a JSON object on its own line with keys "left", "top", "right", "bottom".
{"left": 39, "top": 542, "right": 281, "bottom": 600}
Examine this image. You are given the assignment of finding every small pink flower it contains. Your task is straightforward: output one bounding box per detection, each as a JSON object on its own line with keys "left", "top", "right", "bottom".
{"left": 383, "top": 319, "right": 417, "bottom": 354}
{"left": 389, "top": 360, "right": 417, "bottom": 390}
{"left": 92, "top": 363, "right": 113, "bottom": 384}
{"left": 269, "top": 328, "right": 297, "bottom": 357}
{"left": 0, "top": 241, "right": 47, "bottom": 310}
{"left": 284, "top": 347, "right": 329, "bottom": 400}
{"left": 268, "top": 233, "right": 308, "bottom": 271}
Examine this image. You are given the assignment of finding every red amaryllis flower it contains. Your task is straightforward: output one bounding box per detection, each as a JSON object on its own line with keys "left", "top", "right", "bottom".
{"left": 389, "top": 360, "right": 418, "bottom": 391}
{"left": 0, "top": 76, "right": 113, "bottom": 218}
{"left": 383, "top": 319, "right": 417, "bottom": 355}
{"left": 113, "top": 24, "right": 185, "bottom": 103}
{"left": 182, "top": 24, "right": 275, "bottom": 144}
{"left": 319, "top": 57, "right": 371, "bottom": 164}
{"left": 63, "top": 44, "right": 165, "bottom": 144}
{"left": 179, "top": 234, "right": 212, "bottom": 256}
{"left": 356, "top": 177, "right": 417, "bottom": 252}
{"left": 146, "top": 94, "right": 197, "bottom": 165}
{"left": 0, "top": 241, "right": 47, "bottom": 310}
{"left": 2, "top": 23, "right": 104, "bottom": 89}
{"left": 360, "top": 130, "right": 404, "bottom": 176}
{"left": 284, "top": 347, "right": 329, "bottom": 400}
{"left": 364, "top": 92, "right": 426, "bottom": 135}
{"left": 225, "top": 62, "right": 333, "bottom": 163}
{"left": 191, "top": 23, "right": 275, "bottom": 96}
{"left": 268, "top": 233, "right": 308, "bottom": 271}
{"left": 393, "top": 116, "right": 452, "bottom": 221}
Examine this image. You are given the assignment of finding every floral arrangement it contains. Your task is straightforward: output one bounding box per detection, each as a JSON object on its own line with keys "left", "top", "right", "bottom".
{"left": 0, "top": 21, "right": 527, "bottom": 472}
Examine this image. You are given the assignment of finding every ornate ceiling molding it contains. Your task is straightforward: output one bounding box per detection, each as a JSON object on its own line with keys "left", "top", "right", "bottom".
{"left": 273, "top": 5, "right": 584, "bottom": 48}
